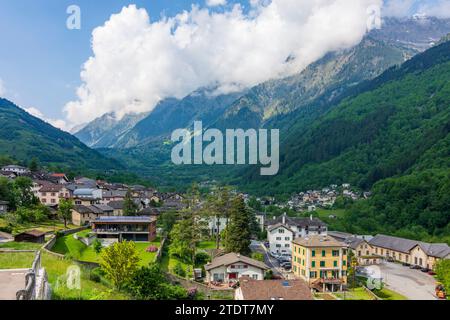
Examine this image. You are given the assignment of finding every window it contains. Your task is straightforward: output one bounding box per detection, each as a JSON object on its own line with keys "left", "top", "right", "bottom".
{"left": 285, "top": 244, "right": 290, "bottom": 248}
{"left": 321, "top": 250, "right": 326, "bottom": 257}
{"left": 279, "top": 229, "right": 285, "bottom": 234}
{"left": 311, "top": 261, "right": 316, "bottom": 268}
{"left": 51, "top": 199, "right": 56, "bottom": 204}
{"left": 312, "top": 250, "right": 316, "bottom": 257}
{"left": 276, "top": 237, "right": 281, "bottom": 241}
{"left": 42, "top": 198, "right": 47, "bottom": 203}
{"left": 51, "top": 193, "right": 56, "bottom": 197}
{"left": 252, "top": 275, "right": 258, "bottom": 280}
{"left": 333, "top": 261, "right": 338, "bottom": 267}
{"left": 276, "top": 244, "right": 281, "bottom": 248}
{"left": 358, "top": 251, "right": 362, "bottom": 256}
{"left": 332, "top": 250, "right": 339, "bottom": 257}
{"left": 375, "top": 248, "right": 378, "bottom": 254}
{"left": 310, "top": 271, "right": 317, "bottom": 278}
{"left": 320, "top": 261, "right": 325, "bottom": 267}
{"left": 285, "top": 237, "right": 290, "bottom": 241}
{"left": 343, "top": 260, "right": 346, "bottom": 266}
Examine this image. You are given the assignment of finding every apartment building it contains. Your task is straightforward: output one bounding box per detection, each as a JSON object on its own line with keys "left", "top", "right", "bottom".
{"left": 292, "top": 235, "right": 348, "bottom": 292}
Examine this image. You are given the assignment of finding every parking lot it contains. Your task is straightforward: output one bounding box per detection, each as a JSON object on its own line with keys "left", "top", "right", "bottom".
{"left": 364, "top": 262, "right": 437, "bottom": 300}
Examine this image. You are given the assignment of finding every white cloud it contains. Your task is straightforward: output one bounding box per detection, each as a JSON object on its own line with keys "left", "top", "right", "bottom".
{"left": 0, "top": 78, "right": 5, "bottom": 96}
{"left": 418, "top": 0, "right": 450, "bottom": 18}
{"left": 206, "top": 0, "right": 227, "bottom": 7}
{"left": 382, "top": 0, "right": 416, "bottom": 17}
{"left": 25, "top": 107, "right": 69, "bottom": 132}
{"left": 64, "top": 0, "right": 383, "bottom": 126}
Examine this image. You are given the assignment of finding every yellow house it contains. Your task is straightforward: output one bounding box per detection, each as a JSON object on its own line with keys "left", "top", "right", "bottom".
{"left": 292, "top": 235, "right": 348, "bottom": 292}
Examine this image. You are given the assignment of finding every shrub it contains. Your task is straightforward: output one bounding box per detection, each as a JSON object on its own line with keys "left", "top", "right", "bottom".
{"left": 0, "top": 226, "right": 13, "bottom": 234}
{"left": 90, "top": 268, "right": 102, "bottom": 283}
{"left": 194, "top": 252, "right": 210, "bottom": 266}
{"left": 93, "top": 239, "right": 102, "bottom": 254}
{"left": 173, "top": 262, "right": 186, "bottom": 278}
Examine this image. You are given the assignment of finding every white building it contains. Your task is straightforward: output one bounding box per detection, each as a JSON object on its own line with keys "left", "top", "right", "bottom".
{"left": 267, "top": 224, "right": 294, "bottom": 255}
{"left": 207, "top": 216, "right": 228, "bottom": 236}
{"left": 205, "top": 253, "right": 269, "bottom": 283}
{"left": 266, "top": 214, "right": 328, "bottom": 255}
{"left": 1, "top": 165, "right": 30, "bottom": 175}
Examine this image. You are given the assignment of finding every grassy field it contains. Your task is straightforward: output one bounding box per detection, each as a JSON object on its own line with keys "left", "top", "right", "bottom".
{"left": 335, "top": 287, "right": 377, "bottom": 300}
{"left": 52, "top": 232, "right": 161, "bottom": 266}
{"left": 0, "top": 217, "right": 78, "bottom": 235}
{"left": 373, "top": 288, "right": 407, "bottom": 300}
{"left": 0, "top": 241, "right": 43, "bottom": 250}
{"left": 197, "top": 241, "right": 217, "bottom": 250}
{"left": 0, "top": 251, "right": 36, "bottom": 269}
{"left": 41, "top": 252, "right": 129, "bottom": 300}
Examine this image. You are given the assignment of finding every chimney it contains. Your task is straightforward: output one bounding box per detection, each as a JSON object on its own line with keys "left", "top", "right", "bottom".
{"left": 282, "top": 212, "right": 286, "bottom": 224}
{"left": 310, "top": 214, "right": 313, "bottom": 221}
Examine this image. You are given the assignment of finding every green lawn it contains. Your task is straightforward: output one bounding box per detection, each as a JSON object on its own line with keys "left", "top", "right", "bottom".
{"left": 0, "top": 252, "right": 36, "bottom": 269}
{"left": 315, "top": 208, "right": 347, "bottom": 219}
{"left": 197, "top": 241, "right": 218, "bottom": 250}
{"left": 0, "top": 217, "right": 78, "bottom": 235}
{"left": 41, "top": 252, "right": 129, "bottom": 300}
{"left": 160, "top": 251, "right": 194, "bottom": 278}
{"left": 52, "top": 232, "right": 161, "bottom": 266}
{"left": 373, "top": 288, "right": 407, "bottom": 300}
{"left": 52, "top": 232, "right": 99, "bottom": 263}
{"left": 0, "top": 241, "right": 43, "bottom": 250}
{"left": 335, "top": 287, "right": 376, "bottom": 300}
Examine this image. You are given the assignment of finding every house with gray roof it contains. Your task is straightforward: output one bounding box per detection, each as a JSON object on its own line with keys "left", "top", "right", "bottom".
{"left": 369, "top": 234, "right": 450, "bottom": 269}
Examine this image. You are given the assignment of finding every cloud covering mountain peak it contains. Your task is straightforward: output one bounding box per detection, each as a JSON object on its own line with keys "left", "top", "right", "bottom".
{"left": 64, "top": 0, "right": 383, "bottom": 125}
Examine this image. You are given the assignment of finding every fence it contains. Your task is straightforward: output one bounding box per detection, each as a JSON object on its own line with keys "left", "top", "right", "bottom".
{"left": 15, "top": 250, "right": 50, "bottom": 300}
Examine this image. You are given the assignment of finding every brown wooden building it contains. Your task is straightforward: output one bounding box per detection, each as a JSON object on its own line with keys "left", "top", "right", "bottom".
{"left": 14, "top": 230, "right": 46, "bottom": 243}
{"left": 91, "top": 216, "right": 157, "bottom": 242}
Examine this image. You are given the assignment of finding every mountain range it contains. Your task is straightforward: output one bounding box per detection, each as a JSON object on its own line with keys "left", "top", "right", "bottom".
{"left": 0, "top": 98, "right": 121, "bottom": 172}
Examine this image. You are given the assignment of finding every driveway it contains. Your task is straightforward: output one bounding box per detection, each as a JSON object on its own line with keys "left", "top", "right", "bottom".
{"left": 0, "top": 269, "right": 27, "bottom": 300}
{"left": 365, "top": 262, "right": 437, "bottom": 300}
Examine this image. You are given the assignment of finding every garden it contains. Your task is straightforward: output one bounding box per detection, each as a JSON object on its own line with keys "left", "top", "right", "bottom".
{"left": 51, "top": 230, "right": 162, "bottom": 266}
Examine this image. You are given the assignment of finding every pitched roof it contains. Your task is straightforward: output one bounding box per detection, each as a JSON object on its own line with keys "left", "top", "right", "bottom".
{"left": 266, "top": 215, "right": 327, "bottom": 228}
{"left": 205, "top": 253, "right": 269, "bottom": 271}
{"left": 107, "top": 200, "right": 125, "bottom": 209}
{"left": 417, "top": 243, "right": 450, "bottom": 258}
{"left": 16, "top": 229, "right": 46, "bottom": 237}
{"left": 92, "top": 204, "right": 114, "bottom": 212}
{"left": 239, "top": 278, "right": 312, "bottom": 300}
{"left": 293, "top": 235, "right": 346, "bottom": 248}
{"left": 344, "top": 236, "right": 365, "bottom": 250}
{"left": 267, "top": 223, "right": 295, "bottom": 234}
{"left": 39, "top": 184, "right": 65, "bottom": 192}
{"left": 369, "top": 234, "right": 419, "bottom": 253}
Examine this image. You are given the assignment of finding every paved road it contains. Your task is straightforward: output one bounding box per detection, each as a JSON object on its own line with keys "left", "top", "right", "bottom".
{"left": 365, "top": 262, "right": 437, "bottom": 300}
{"left": 250, "top": 240, "right": 293, "bottom": 279}
{"left": 0, "top": 269, "right": 27, "bottom": 300}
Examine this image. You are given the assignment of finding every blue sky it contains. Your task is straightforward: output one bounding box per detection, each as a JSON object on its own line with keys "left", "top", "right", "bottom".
{"left": 0, "top": 0, "right": 446, "bottom": 129}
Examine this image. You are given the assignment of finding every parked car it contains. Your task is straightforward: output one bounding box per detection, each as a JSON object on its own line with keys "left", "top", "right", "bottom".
{"left": 278, "top": 256, "right": 290, "bottom": 263}
{"left": 280, "top": 262, "right": 292, "bottom": 270}
{"left": 421, "top": 268, "right": 430, "bottom": 273}
{"left": 270, "top": 252, "right": 281, "bottom": 259}
{"left": 428, "top": 270, "right": 436, "bottom": 276}
{"left": 409, "top": 265, "right": 421, "bottom": 270}
{"left": 402, "top": 262, "right": 410, "bottom": 267}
